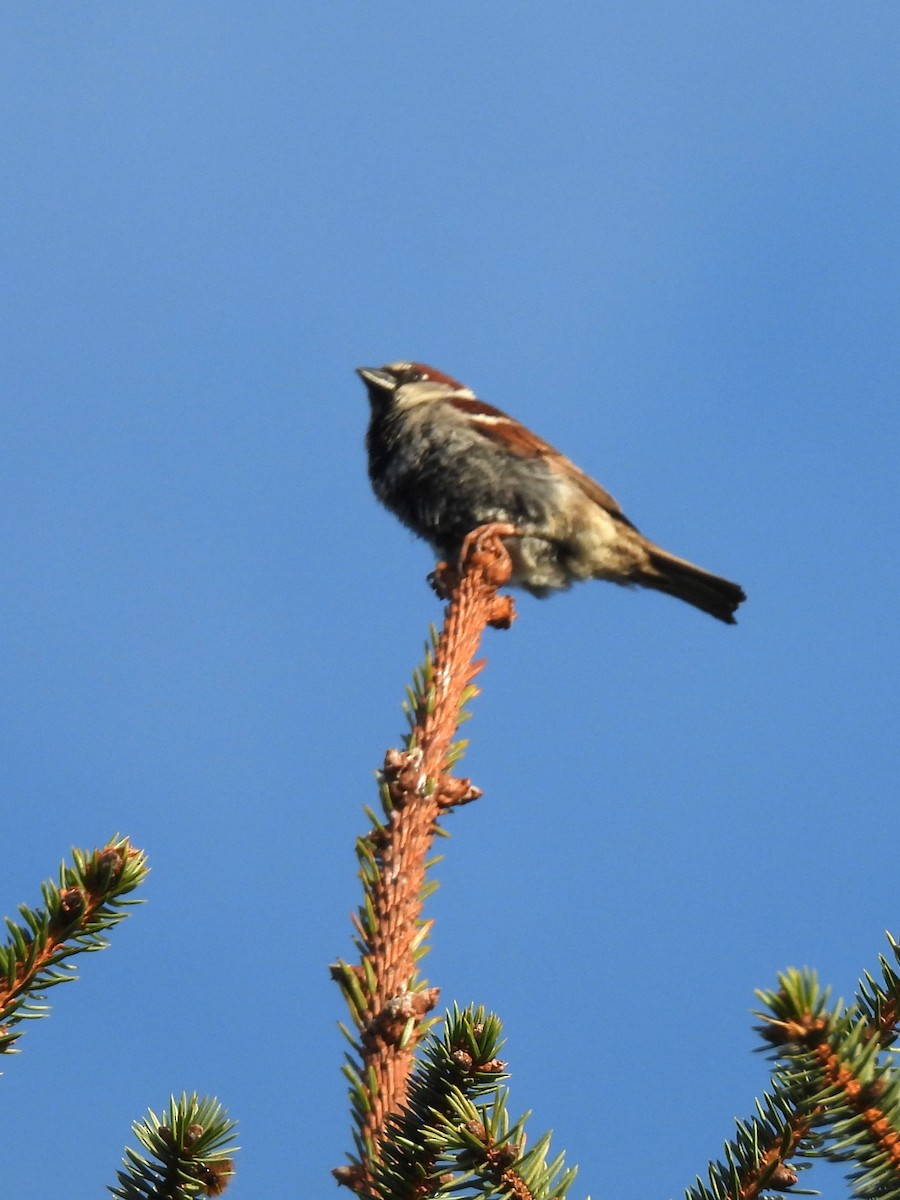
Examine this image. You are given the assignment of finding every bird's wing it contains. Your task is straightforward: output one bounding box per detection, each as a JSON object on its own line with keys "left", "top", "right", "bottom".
{"left": 451, "top": 396, "right": 637, "bottom": 529}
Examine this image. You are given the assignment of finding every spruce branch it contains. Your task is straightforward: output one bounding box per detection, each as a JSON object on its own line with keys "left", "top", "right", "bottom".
{"left": 334, "top": 519, "right": 900, "bottom": 1200}
{"left": 372, "top": 1004, "right": 577, "bottom": 1200}
{"left": 108, "top": 1092, "right": 237, "bottom": 1199}
{"left": 684, "top": 1075, "right": 816, "bottom": 1200}
{"left": 754, "top": 958, "right": 900, "bottom": 1197}
{"left": 0, "top": 836, "right": 148, "bottom": 1056}
{"left": 332, "top": 525, "right": 519, "bottom": 1188}
{"left": 855, "top": 932, "right": 900, "bottom": 1050}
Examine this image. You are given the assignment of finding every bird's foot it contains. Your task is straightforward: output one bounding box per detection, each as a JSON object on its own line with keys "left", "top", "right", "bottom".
{"left": 429, "top": 524, "right": 520, "bottom": 628}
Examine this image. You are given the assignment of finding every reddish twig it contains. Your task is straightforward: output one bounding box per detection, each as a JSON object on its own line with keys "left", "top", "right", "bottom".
{"left": 337, "top": 525, "right": 518, "bottom": 1188}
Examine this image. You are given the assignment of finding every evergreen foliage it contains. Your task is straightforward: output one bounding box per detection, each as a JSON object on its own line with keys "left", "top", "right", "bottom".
{"left": 332, "top": 537, "right": 900, "bottom": 1199}
{"left": 6, "top": 538, "right": 900, "bottom": 1198}
{"left": 109, "top": 1092, "right": 237, "bottom": 1199}
{"left": 1, "top": 843, "right": 238, "bottom": 1196}
{"left": 374, "top": 1004, "right": 579, "bottom": 1200}
{"left": 0, "top": 837, "right": 147, "bottom": 1056}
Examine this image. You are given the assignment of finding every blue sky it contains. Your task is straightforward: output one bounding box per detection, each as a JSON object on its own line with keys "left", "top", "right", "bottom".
{"left": 2, "top": 4, "right": 898, "bottom": 1197}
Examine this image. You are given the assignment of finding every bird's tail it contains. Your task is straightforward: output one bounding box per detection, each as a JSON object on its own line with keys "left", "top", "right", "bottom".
{"left": 639, "top": 545, "right": 746, "bottom": 624}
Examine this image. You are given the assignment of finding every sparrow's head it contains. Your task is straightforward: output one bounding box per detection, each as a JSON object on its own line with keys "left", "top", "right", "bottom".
{"left": 356, "top": 361, "right": 474, "bottom": 412}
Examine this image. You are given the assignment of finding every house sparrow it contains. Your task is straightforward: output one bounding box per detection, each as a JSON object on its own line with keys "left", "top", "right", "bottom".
{"left": 357, "top": 361, "right": 746, "bottom": 624}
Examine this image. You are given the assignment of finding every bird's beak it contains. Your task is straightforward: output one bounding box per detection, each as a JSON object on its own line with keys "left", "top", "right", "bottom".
{"left": 356, "top": 366, "right": 395, "bottom": 390}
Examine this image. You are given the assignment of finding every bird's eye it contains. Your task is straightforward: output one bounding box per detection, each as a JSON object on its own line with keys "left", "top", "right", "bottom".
{"left": 397, "top": 367, "right": 426, "bottom": 384}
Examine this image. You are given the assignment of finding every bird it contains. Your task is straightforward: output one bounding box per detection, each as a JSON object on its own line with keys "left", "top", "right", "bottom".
{"left": 357, "top": 361, "right": 746, "bottom": 624}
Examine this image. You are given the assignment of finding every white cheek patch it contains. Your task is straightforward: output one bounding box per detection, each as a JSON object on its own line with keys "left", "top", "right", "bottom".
{"left": 395, "top": 385, "right": 476, "bottom": 412}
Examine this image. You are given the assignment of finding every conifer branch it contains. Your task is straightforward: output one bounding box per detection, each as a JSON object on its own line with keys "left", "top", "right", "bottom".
{"left": 332, "top": 525, "right": 518, "bottom": 1188}
{"left": 109, "top": 1092, "right": 237, "bottom": 1199}
{"left": 855, "top": 932, "right": 900, "bottom": 1049}
{"left": 684, "top": 1076, "right": 815, "bottom": 1200}
{"left": 333, "top": 520, "right": 900, "bottom": 1200}
{"left": 371, "top": 1004, "right": 577, "bottom": 1200}
{"left": 754, "top": 960, "right": 900, "bottom": 1196}
{"left": 0, "top": 836, "right": 148, "bottom": 1056}
{"left": 687, "top": 937, "right": 900, "bottom": 1200}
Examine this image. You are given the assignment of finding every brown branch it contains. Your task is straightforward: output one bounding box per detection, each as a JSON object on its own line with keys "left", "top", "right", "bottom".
{"left": 813, "top": 1042, "right": 900, "bottom": 1168}
{"left": 463, "top": 1120, "right": 536, "bottom": 1200}
{"left": 0, "top": 841, "right": 139, "bottom": 1032}
{"left": 728, "top": 1120, "right": 805, "bottom": 1200}
{"left": 336, "top": 524, "right": 518, "bottom": 1189}
{"left": 758, "top": 993, "right": 900, "bottom": 1191}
